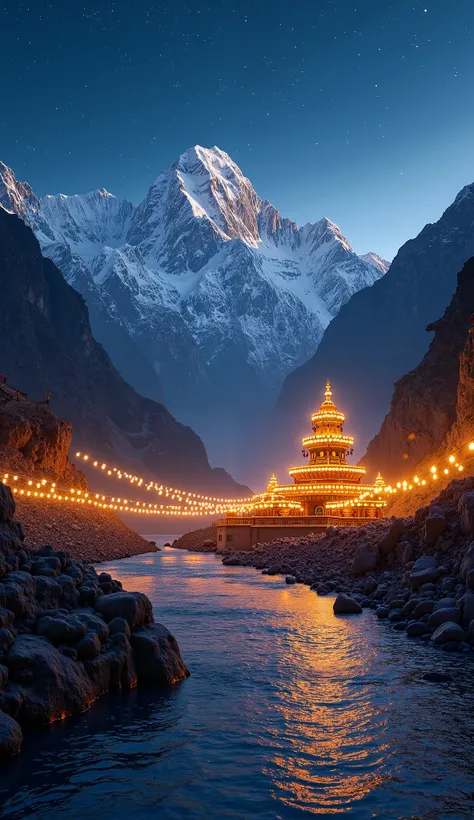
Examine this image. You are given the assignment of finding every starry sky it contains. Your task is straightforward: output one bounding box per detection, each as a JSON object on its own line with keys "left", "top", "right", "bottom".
{"left": 1, "top": 0, "right": 474, "bottom": 259}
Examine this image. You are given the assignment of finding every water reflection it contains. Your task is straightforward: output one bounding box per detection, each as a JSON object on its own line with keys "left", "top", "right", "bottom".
{"left": 0, "top": 548, "right": 473, "bottom": 819}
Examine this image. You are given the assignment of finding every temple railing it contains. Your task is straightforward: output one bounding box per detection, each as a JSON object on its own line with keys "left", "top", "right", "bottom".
{"left": 216, "top": 516, "right": 378, "bottom": 528}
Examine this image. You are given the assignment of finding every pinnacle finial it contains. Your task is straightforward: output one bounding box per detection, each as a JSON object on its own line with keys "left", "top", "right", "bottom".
{"left": 324, "top": 379, "right": 332, "bottom": 403}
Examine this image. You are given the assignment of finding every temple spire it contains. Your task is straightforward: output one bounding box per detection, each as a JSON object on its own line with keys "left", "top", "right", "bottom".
{"left": 324, "top": 379, "right": 332, "bottom": 404}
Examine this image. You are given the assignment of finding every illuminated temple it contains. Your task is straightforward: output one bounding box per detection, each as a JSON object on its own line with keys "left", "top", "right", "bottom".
{"left": 217, "top": 381, "right": 387, "bottom": 550}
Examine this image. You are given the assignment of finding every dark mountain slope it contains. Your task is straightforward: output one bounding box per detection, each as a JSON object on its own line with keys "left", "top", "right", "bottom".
{"left": 363, "top": 256, "right": 474, "bottom": 481}
{"left": 271, "top": 183, "right": 474, "bottom": 485}
{"left": 0, "top": 206, "right": 248, "bottom": 495}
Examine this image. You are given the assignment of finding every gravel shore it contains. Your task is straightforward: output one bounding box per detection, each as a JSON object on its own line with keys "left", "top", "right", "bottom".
{"left": 14, "top": 495, "right": 155, "bottom": 563}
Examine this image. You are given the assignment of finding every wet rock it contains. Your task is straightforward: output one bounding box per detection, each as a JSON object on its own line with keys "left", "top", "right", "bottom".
{"left": 406, "top": 622, "right": 430, "bottom": 637}
{"left": 460, "top": 592, "right": 474, "bottom": 627}
{"left": 0, "top": 712, "right": 22, "bottom": 759}
{"left": 392, "top": 621, "right": 408, "bottom": 631}
{"left": 376, "top": 606, "right": 389, "bottom": 619}
{"left": 333, "top": 594, "right": 362, "bottom": 615}
{"left": 285, "top": 575, "right": 296, "bottom": 584}
{"left": 428, "top": 608, "right": 461, "bottom": 629}
{"left": 108, "top": 617, "right": 131, "bottom": 639}
{"left": 431, "top": 622, "right": 466, "bottom": 645}
{"left": 131, "top": 623, "right": 189, "bottom": 684}
{"left": 5, "top": 634, "right": 96, "bottom": 725}
{"left": 37, "top": 614, "right": 87, "bottom": 645}
{"left": 95, "top": 592, "right": 153, "bottom": 630}
{"left": 75, "top": 633, "right": 101, "bottom": 661}
{"left": 222, "top": 556, "right": 240, "bottom": 566}
{"left": 75, "top": 612, "right": 109, "bottom": 642}
{"left": 413, "top": 600, "right": 434, "bottom": 619}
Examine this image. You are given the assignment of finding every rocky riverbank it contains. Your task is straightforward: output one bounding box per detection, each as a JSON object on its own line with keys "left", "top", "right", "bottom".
{"left": 15, "top": 494, "right": 155, "bottom": 563}
{"left": 172, "top": 526, "right": 217, "bottom": 552}
{"left": 181, "top": 477, "right": 474, "bottom": 657}
{"left": 0, "top": 483, "right": 188, "bottom": 760}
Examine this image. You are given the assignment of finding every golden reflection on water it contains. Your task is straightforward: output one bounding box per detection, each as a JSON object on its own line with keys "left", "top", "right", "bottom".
{"left": 265, "top": 587, "right": 390, "bottom": 814}
{"left": 105, "top": 551, "right": 393, "bottom": 815}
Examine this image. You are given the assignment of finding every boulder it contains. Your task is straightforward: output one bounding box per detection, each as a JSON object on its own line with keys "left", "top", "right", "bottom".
{"left": 131, "top": 623, "right": 189, "bottom": 684}
{"left": 108, "top": 617, "right": 131, "bottom": 639}
{"left": 333, "top": 594, "right": 362, "bottom": 615}
{"left": 428, "top": 608, "right": 461, "bottom": 629}
{"left": 95, "top": 592, "right": 153, "bottom": 630}
{"left": 431, "top": 622, "right": 466, "bottom": 645}
{"left": 35, "top": 576, "right": 63, "bottom": 610}
{"left": 461, "top": 592, "right": 474, "bottom": 627}
{"left": 0, "top": 711, "right": 22, "bottom": 759}
{"left": 406, "top": 621, "right": 430, "bottom": 637}
{"left": 460, "top": 543, "right": 474, "bottom": 580}
{"left": 74, "top": 633, "right": 101, "bottom": 661}
{"left": 466, "top": 569, "right": 474, "bottom": 591}
{"left": 458, "top": 492, "right": 474, "bottom": 537}
{"left": 424, "top": 513, "right": 447, "bottom": 545}
{"left": 433, "top": 598, "right": 456, "bottom": 611}
{"left": 413, "top": 600, "right": 434, "bottom": 619}
{"left": 364, "top": 577, "right": 377, "bottom": 595}
{"left": 410, "top": 557, "right": 439, "bottom": 590}
{"left": 377, "top": 519, "right": 405, "bottom": 557}
{"left": 376, "top": 606, "right": 389, "bottom": 619}
{"left": 222, "top": 556, "right": 240, "bottom": 566}
{"left": 0, "top": 486, "right": 15, "bottom": 524}
{"left": 75, "top": 612, "right": 109, "bottom": 641}
{"left": 285, "top": 576, "right": 296, "bottom": 584}
{"left": 351, "top": 545, "right": 378, "bottom": 576}
{"left": 5, "top": 634, "right": 96, "bottom": 724}
{"left": 37, "top": 614, "right": 87, "bottom": 644}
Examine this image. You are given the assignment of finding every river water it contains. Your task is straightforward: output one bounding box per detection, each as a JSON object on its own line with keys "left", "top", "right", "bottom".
{"left": 0, "top": 544, "right": 473, "bottom": 819}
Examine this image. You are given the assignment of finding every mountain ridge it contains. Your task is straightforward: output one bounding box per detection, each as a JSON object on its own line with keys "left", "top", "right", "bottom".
{"left": 0, "top": 147, "right": 387, "bottom": 478}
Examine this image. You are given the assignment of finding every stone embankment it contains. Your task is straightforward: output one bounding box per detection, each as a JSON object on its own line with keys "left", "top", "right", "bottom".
{"left": 183, "top": 477, "right": 474, "bottom": 658}
{"left": 0, "top": 484, "right": 189, "bottom": 760}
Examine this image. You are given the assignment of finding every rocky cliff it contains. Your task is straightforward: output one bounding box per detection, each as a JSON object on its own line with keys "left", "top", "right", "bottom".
{"left": 271, "top": 182, "right": 474, "bottom": 488}
{"left": 0, "top": 380, "right": 86, "bottom": 488}
{"left": 363, "top": 257, "right": 474, "bottom": 481}
{"left": 0, "top": 206, "right": 248, "bottom": 495}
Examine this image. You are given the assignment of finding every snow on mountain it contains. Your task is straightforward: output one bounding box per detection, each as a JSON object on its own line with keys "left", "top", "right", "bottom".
{"left": 360, "top": 252, "right": 390, "bottom": 275}
{"left": 0, "top": 147, "right": 384, "bottom": 475}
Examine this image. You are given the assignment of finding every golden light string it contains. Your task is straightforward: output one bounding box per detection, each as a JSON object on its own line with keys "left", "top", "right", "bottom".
{"left": 1, "top": 472, "right": 228, "bottom": 518}
{"left": 74, "top": 450, "right": 253, "bottom": 510}
{"left": 327, "top": 437, "right": 474, "bottom": 510}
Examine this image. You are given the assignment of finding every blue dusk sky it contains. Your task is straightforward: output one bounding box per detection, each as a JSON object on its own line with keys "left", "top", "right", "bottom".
{"left": 1, "top": 0, "right": 473, "bottom": 259}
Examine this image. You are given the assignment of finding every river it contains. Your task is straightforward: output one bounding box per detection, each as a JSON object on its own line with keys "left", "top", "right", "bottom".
{"left": 0, "top": 544, "right": 473, "bottom": 819}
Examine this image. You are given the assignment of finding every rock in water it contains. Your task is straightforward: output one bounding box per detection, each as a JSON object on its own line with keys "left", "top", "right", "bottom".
{"left": 431, "top": 622, "right": 466, "bottom": 645}
{"left": 0, "top": 712, "right": 22, "bottom": 759}
{"left": 333, "top": 594, "right": 363, "bottom": 615}
{"left": 131, "top": 623, "right": 190, "bottom": 684}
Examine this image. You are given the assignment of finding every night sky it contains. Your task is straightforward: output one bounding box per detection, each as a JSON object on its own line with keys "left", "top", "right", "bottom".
{"left": 1, "top": 0, "right": 473, "bottom": 259}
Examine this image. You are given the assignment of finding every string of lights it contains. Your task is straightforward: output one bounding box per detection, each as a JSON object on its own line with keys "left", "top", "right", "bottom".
{"left": 1, "top": 472, "right": 226, "bottom": 517}
{"left": 327, "top": 438, "right": 474, "bottom": 510}
{"left": 74, "top": 450, "right": 253, "bottom": 512}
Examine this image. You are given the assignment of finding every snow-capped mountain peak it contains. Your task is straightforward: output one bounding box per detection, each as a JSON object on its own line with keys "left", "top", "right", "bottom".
{"left": 0, "top": 148, "right": 386, "bottom": 473}
{"left": 360, "top": 251, "right": 390, "bottom": 274}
